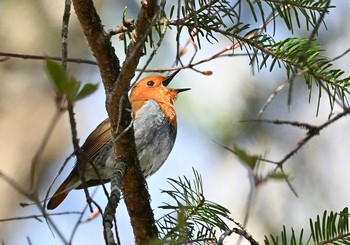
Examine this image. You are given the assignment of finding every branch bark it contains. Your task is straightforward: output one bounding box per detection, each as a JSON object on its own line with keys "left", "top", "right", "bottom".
{"left": 72, "top": 0, "right": 159, "bottom": 243}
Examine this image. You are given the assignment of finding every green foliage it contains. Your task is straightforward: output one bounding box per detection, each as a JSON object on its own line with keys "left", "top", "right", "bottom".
{"left": 154, "top": 169, "right": 233, "bottom": 244}
{"left": 44, "top": 60, "right": 98, "bottom": 102}
{"left": 247, "top": 36, "right": 350, "bottom": 108}
{"left": 160, "top": 0, "right": 333, "bottom": 43}
{"left": 160, "top": 0, "right": 241, "bottom": 46}
{"left": 232, "top": 144, "right": 259, "bottom": 170}
{"left": 249, "top": 0, "right": 334, "bottom": 33}
{"left": 219, "top": 143, "right": 288, "bottom": 185}
{"left": 264, "top": 207, "right": 350, "bottom": 245}
{"left": 266, "top": 171, "right": 288, "bottom": 180}
{"left": 147, "top": 0, "right": 349, "bottom": 111}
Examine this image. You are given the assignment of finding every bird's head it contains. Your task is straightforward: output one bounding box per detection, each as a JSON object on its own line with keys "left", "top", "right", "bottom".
{"left": 129, "top": 70, "right": 190, "bottom": 107}
{"left": 129, "top": 70, "right": 190, "bottom": 127}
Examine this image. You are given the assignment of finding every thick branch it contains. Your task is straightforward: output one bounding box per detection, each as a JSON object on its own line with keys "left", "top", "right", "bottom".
{"left": 72, "top": 0, "right": 120, "bottom": 92}
{"left": 109, "top": 1, "right": 160, "bottom": 244}
{"left": 72, "top": 0, "right": 159, "bottom": 244}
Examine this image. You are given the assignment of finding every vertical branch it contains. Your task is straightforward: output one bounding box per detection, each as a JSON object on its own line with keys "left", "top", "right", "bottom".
{"left": 71, "top": 0, "right": 120, "bottom": 92}
{"left": 29, "top": 0, "right": 72, "bottom": 196}
{"left": 32, "top": 111, "right": 64, "bottom": 197}
{"left": 27, "top": 2, "right": 74, "bottom": 243}
{"left": 103, "top": 163, "right": 126, "bottom": 245}
{"left": 72, "top": 0, "right": 159, "bottom": 243}
{"left": 66, "top": 102, "right": 93, "bottom": 213}
{"left": 108, "top": 1, "right": 160, "bottom": 243}
{"left": 61, "top": 0, "right": 71, "bottom": 70}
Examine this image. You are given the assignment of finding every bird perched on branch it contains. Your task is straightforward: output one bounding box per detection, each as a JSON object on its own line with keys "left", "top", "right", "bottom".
{"left": 47, "top": 70, "right": 189, "bottom": 210}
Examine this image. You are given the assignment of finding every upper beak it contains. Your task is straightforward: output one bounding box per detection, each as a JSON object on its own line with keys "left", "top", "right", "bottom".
{"left": 162, "top": 70, "right": 181, "bottom": 86}
{"left": 162, "top": 70, "right": 191, "bottom": 93}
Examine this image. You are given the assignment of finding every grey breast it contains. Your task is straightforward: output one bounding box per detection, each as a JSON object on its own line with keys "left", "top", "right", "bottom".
{"left": 133, "top": 99, "right": 177, "bottom": 177}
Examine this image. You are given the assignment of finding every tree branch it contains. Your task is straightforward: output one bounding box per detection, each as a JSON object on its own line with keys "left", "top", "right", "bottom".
{"left": 71, "top": 0, "right": 159, "bottom": 243}
{"left": 218, "top": 228, "right": 259, "bottom": 245}
{"left": 108, "top": 0, "right": 160, "bottom": 243}
{"left": 71, "top": 0, "right": 120, "bottom": 92}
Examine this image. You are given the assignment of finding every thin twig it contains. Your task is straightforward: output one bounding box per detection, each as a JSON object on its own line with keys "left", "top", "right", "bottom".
{"left": 107, "top": 18, "right": 135, "bottom": 37}
{"left": 0, "top": 171, "right": 34, "bottom": 198}
{"left": 0, "top": 50, "right": 253, "bottom": 74}
{"left": 0, "top": 171, "right": 69, "bottom": 243}
{"left": 69, "top": 188, "right": 99, "bottom": 244}
{"left": 0, "top": 52, "right": 97, "bottom": 65}
{"left": 275, "top": 110, "right": 350, "bottom": 167}
{"left": 44, "top": 153, "right": 75, "bottom": 208}
{"left": 30, "top": 110, "right": 63, "bottom": 194}
{"left": 134, "top": 3, "right": 168, "bottom": 83}
{"left": 329, "top": 47, "right": 350, "bottom": 62}
{"left": 300, "top": 0, "right": 332, "bottom": 60}
{"left": 61, "top": 0, "right": 71, "bottom": 70}
{"left": 0, "top": 212, "right": 81, "bottom": 223}
{"left": 236, "top": 171, "right": 257, "bottom": 245}
{"left": 166, "top": 0, "right": 221, "bottom": 26}
{"left": 29, "top": 0, "right": 70, "bottom": 195}
{"left": 287, "top": 0, "right": 332, "bottom": 107}
{"left": 241, "top": 118, "right": 317, "bottom": 131}
{"left": 103, "top": 163, "right": 126, "bottom": 245}
{"left": 257, "top": 81, "right": 288, "bottom": 117}
{"left": 67, "top": 102, "right": 93, "bottom": 213}
{"left": 26, "top": 236, "right": 32, "bottom": 245}
{"left": 247, "top": 110, "right": 350, "bottom": 169}
{"left": 218, "top": 228, "right": 259, "bottom": 245}
{"left": 175, "top": 0, "right": 185, "bottom": 68}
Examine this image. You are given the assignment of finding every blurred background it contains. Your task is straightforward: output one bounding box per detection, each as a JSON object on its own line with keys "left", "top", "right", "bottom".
{"left": 1, "top": 0, "right": 350, "bottom": 244}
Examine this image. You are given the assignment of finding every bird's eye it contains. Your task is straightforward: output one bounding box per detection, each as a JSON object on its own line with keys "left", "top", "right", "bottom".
{"left": 147, "top": 81, "right": 155, "bottom": 86}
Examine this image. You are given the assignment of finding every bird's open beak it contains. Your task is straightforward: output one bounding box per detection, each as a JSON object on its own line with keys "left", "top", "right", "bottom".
{"left": 174, "top": 88, "right": 191, "bottom": 93}
{"left": 163, "top": 70, "right": 191, "bottom": 93}
{"left": 162, "top": 70, "right": 180, "bottom": 86}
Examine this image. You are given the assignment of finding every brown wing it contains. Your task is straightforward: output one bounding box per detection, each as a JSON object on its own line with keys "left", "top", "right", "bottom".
{"left": 81, "top": 118, "right": 113, "bottom": 159}
{"left": 47, "top": 118, "right": 112, "bottom": 210}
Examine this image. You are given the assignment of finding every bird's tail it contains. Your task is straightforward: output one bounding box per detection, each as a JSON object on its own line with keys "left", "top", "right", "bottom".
{"left": 47, "top": 175, "right": 77, "bottom": 210}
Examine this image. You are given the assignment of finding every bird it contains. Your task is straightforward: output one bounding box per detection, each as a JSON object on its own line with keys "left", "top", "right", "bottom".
{"left": 47, "top": 70, "right": 189, "bottom": 210}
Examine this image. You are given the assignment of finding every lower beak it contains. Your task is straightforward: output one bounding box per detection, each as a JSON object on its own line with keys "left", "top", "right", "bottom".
{"left": 174, "top": 88, "right": 191, "bottom": 93}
